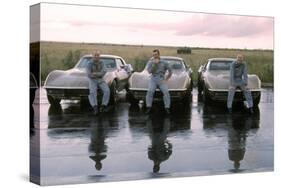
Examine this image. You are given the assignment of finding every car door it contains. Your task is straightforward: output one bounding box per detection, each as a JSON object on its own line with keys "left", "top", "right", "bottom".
{"left": 115, "top": 58, "right": 129, "bottom": 91}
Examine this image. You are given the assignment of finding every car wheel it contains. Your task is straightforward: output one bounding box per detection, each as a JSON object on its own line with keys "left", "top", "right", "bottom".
{"left": 80, "top": 99, "right": 91, "bottom": 109}
{"left": 47, "top": 95, "right": 61, "bottom": 106}
{"left": 126, "top": 91, "right": 139, "bottom": 106}
{"left": 48, "top": 104, "right": 62, "bottom": 115}
{"left": 198, "top": 80, "right": 203, "bottom": 94}
{"left": 109, "top": 80, "right": 118, "bottom": 105}
{"left": 182, "top": 90, "right": 192, "bottom": 105}
{"left": 190, "top": 80, "right": 194, "bottom": 91}
{"left": 253, "top": 92, "right": 261, "bottom": 106}
{"left": 30, "top": 88, "right": 36, "bottom": 106}
{"left": 203, "top": 86, "right": 212, "bottom": 104}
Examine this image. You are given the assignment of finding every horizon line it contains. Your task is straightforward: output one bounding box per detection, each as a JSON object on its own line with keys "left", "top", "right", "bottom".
{"left": 31, "top": 40, "right": 274, "bottom": 51}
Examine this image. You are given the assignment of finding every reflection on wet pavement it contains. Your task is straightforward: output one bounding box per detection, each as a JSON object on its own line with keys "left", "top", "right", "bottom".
{"left": 30, "top": 88, "right": 274, "bottom": 185}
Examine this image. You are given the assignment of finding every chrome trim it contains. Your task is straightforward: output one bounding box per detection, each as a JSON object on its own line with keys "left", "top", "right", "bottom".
{"left": 44, "top": 86, "right": 89, "bottom": 89}
{"left": 129, "top": 88, "right": 187, "bottom": 91}
{"left": 208, "top": 88, "right": 262, "bottom": 92}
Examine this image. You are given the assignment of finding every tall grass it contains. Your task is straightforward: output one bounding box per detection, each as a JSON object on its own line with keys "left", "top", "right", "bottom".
{"left": 40, "top": 42, "right": 273, "bottom": 83}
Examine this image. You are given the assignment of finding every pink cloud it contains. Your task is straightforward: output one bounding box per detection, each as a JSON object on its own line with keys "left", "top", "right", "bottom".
{"left": 45, "top": 14, "right": 273, "bottom": 39}
{"left": 174, "top": 14, "right": 273, "bottom": 38}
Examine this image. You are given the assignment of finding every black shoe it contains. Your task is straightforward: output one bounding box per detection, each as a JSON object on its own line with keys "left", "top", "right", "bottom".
{"left": 228, "top": 108, "right": 232, "bottom": 114}
{"left": 249, "top": 107, "right": 254, "bottom": 114}
{"left": 165, "top": 108, "right": 171, "bottom": 115}
{"left": 93, "top": 106, "right": 99, "bottom": 115}
{"left": 100, "top": 105, "right": 108, "bottom": 113}
{"left": 145, "top": 107, "right": 151, "bottom": 114}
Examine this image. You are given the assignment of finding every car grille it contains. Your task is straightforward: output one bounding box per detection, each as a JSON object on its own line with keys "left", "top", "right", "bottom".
{"left": 209, "top": 91, "right": 260, "bottom": 101}
{"left": 47, "top": 89, "right": 89, "bottom": 97}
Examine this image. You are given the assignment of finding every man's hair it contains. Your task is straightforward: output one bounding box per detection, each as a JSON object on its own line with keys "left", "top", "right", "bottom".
{"left": 153, "top": 49, "right": 160, "bottom": 55}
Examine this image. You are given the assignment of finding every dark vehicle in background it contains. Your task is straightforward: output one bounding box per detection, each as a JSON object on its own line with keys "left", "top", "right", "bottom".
{"left": 177, "top": 47, "right": 192, "bottom": 54}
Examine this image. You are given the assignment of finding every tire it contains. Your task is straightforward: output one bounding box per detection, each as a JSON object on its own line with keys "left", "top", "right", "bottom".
{"left": 198, "top": 80, "right": 203, "bottom": 94}
{"left": 30, "top": 88, "right": 36, "bottom": 106}
{"left": 47, "top": 95, "right": 61, "bottom": 106}
{"left": 253, "top": 92, "right": 261, "bottom": 106}
{"left": 126, "top": 91, "right": 139, "bottom": 106}
{"left": 80, "top": 99, "right": 91, "bottom": 110}
{"left": 109, "top": 80, "right": 117, "bottom": 105}
{"left": 48, "top": 104, "right": 62, "bottom": 115}
{"left": 182, "top": 90, "right": 192, "bottom": 105}
{"left": 190, "top": 80, "right": 193, "bottom": 91}
{"left": 203, "top": 86, "right": 212, "bottom": 105}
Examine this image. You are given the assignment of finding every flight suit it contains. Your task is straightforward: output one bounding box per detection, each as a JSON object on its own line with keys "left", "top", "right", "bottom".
{"left": 146, "top": 59, "right": 172, "bottom": 108}
{"left": 86, "top": 60, "right": 110, "bottom": 107}
{"left": 227, "top": 61, "right": 253, "bottom": 109}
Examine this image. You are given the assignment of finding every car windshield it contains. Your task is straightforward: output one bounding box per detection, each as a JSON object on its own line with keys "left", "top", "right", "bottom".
{"left": 209, "top": 61, "right": 233, "bottom": 70}
{"left": 76, "top": 57, "right": 117, "bottom": 69}
{"left": 145, "top": 59, "right": 185, "bottom": 70}
{"left": 164, "top": 59, "right": 185, "bottom": 70}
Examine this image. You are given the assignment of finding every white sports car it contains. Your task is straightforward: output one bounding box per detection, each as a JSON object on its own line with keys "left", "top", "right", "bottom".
{"left": 127, "top": 56, "right": 193, "bottom": 105}
{"left": 197, "top": 58, "right": 261, "bottom": 106}
{"left": 44, "top": 54, "right": 133, "bottom": 106}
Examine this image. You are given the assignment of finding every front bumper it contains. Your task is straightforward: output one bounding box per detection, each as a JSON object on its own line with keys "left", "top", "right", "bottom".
{"left": 207, "top": 88, "right": 261, "bottom": 102}
{"left": 129, "top": 88, "right": 189, "bottom": 101}
{"left": 45, "top": 87, "right": 89, "bottom": 100}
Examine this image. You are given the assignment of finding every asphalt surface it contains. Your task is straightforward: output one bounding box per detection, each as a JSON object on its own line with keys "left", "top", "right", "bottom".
{"left": 30, "top": 88, "right": 274, "bottom": 185}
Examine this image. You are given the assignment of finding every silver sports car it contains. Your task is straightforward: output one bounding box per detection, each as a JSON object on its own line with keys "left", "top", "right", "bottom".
{"left": 44, "top": 54, "right": 133, "bottom": 106}
{"left": 197, "top": 58, "right": 261, "bottom": 105}
{"left": 127, "top": 56, "right": 193, "bottom": 105}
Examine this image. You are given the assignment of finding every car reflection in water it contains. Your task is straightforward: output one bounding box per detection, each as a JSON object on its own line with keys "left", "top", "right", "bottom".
{"left": 30, "top": 73, "right": 38, "bottom": 131}
{"left": 47, "top": 103, "right": 121, "bottom": 171}
{"left": 202, "top": 105, "right": 260, "bottom": 172}
{"left": 30, "top": 88, "right": 273, "bottom": 184}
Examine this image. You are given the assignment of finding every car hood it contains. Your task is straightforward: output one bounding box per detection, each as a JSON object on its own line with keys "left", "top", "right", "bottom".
{"left": 129, "top": 70, "right": 191, "bottom": 90}
{"left": 204, "top": 71, "right": 261, "bottom": 90}
{"left": 44, "top": 68, "right": 115, "bottom": 88}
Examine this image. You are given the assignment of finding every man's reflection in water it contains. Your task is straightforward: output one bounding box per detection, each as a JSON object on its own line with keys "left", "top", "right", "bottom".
{"left": 88, "top": 116, "right": 108, "bottom": 171}
{"left": 147, "top": 116, "right": 172, "bottom": 173}
{"left": 227, "top": 110, "right": 260, "bottom": 172}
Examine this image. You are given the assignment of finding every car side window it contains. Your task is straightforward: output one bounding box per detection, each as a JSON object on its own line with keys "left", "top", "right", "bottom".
{"left": 203, "top": 63, "right": 207, "bottom": 71}
{"left": 116, "top": 59, "right": 124, "bottom": 69}
{"left": 182, "top": 61, "right": 188, "bottom": 70}
{"left": 120, "top": 58, "right": 126, "bottom": 65}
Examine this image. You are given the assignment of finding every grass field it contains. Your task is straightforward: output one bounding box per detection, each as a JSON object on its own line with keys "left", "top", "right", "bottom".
{"left": 39, "top": 41, "right": 274, "bottom": 84}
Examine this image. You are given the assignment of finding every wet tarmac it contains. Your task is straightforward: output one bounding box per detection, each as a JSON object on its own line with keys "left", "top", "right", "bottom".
{"left": 30, "top": 88, "right": 274, "bottom": 185}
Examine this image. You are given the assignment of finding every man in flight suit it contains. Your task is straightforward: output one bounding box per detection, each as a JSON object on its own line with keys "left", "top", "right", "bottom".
{"left": 145, "top": 49, "right": 172, "bottom": 114}
{"left": 227, "top": 54, "right": 254, "bottom": 114}
{"left": 86, "top": 50, "right": 110, "bottom": 115}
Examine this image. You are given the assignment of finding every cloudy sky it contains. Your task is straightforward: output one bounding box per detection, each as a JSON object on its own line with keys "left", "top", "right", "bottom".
{"left": 32, "top": 3, "right": 274, "bottom": 49}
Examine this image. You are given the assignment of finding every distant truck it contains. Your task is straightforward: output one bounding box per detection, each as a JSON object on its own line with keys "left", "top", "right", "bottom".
{"left": 177, "top": 47, "right": 192, "bottom": 54}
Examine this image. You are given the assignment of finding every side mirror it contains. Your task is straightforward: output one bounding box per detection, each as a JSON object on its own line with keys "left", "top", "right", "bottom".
{"left": 124, "top": 64, "right": 134, "bottom": 73}
{"left": 202, "top": 66, "right": 206, "bottom": 72}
